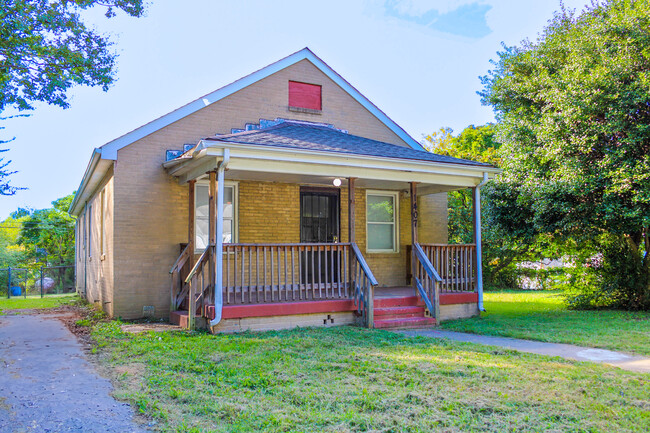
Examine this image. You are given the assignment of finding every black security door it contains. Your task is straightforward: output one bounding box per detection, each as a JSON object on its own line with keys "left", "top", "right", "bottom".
{"left": 300, "top": 191, "right": 339, "bottom": 243}
{"left": 300, "top": 189, "right": 340, "bottom": 287}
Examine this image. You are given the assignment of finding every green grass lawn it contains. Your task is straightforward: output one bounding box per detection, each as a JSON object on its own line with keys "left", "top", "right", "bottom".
{"left": 0, "top": 293, "right": 78, "bottom": 313}
{"left": 440, "top": 290, "right": 650, "bottom": 356}
{"left": 93, "top": 324, "right": 649, "bottom": 433}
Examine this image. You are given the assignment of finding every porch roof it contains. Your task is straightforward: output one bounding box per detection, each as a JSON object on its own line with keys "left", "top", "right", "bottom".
{"left": 164, "top": 120, "right": 501, "bottom": 190}
{"left": 203, "top": 121, "right": 492, "bottom": 168}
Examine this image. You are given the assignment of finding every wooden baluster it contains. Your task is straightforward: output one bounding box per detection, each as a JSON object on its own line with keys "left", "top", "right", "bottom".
{"left": 284, "top": 246, "right": 289, "bottom": 301}
{"left": 298, "top": 246, "right": 303, "bottom": 300}
{"left": 255, "top": 247, "right": 260, "bottom": 303}
{"left": 463, "top": 247, "right": 469, "bottom": 292}
{"left": 342, "top": 246, "right": 347, "bottom": 298}
{"left": 311, "top": 245, "right": 316, "bottom": 299}
{"left": 335, "top": 245, "right": 341, "bottom": 298}
{"left": 270, "top": 247, "right": 275, "bottom": 302}
{"left": 278, "top": 246, "right": 283, "bottom": 301}
{"left": 323, "top": 245, "right": 329, "bottom": 298}
{"left": 291, "top": 247, "right": 296, "bottom": 300}
{"left": 263, "top": 247, "right": 268, "bottom": 302}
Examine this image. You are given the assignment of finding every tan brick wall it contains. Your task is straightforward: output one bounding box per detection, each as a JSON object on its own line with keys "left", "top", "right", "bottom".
{"left": 76, "top": 166, "right": 115, "bottom": 316}
{"left": 238, "top": 181, "right": 300, "bottom": 243}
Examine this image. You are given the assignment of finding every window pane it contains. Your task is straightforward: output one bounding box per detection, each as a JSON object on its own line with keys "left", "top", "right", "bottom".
{"left": 368, "top": 223, "right": 394, "bottom": 250}
{"left": 196, "top": 185, "right": 209, "bottom": 218}
{"left": 224, "top": 186, "right": 233, "bottom": 218}
{"left": 223, "top": 219, "right": 232, "bottom": 243}
{"left": 367, "top": 195, "right": 394, "bottom": 222}
{"left": 196, "top": 217, "right": 208, "bottom": 249}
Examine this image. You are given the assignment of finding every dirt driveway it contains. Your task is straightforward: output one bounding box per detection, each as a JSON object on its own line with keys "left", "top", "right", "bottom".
{"left": 0, "top": 311, "right": 149, "bottom": 433}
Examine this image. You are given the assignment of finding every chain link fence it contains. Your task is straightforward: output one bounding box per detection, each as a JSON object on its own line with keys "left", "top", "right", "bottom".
{"left": 0, "top": 265, "right": 75, "bottom": 298}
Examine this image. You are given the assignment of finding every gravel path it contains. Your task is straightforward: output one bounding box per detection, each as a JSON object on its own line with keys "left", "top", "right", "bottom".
{"left": 397, "top": 329, "right": 650, "bottom": 373}
{"left": 0, "top": 313, "right": 149, "bottom": 433}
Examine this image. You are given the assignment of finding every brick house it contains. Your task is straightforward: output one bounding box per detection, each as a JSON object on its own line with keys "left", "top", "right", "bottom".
{"left": 69, "top": 48, "right": 498, "bottom": 332}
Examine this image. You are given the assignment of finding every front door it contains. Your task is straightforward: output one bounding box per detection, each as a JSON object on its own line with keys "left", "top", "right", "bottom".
{"left": 300, "top": 189, "right": 340, "bottom": 287}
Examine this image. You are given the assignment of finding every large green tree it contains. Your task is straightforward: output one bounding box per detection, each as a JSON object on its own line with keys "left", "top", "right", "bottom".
{"left": 424, "top": 124, "right": 544, "bottom": 287}
{"left": 0, "top": 0, "right": 146, "bottom": 111}
{"left": 481, "top": 0, "right": 650, "bottom": 308}
{"left": 19, "top": 193, "right": 76, "bottom": 266}
{"left": 0, "top": 0, "right": 146, "bottom": 194}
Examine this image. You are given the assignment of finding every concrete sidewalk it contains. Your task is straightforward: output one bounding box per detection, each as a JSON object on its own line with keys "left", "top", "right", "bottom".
{"left": 0, "top": 313, "right": 149, "bottom": 433}
{"left": 397, "top": 329, "right": 650, "bottom": 373}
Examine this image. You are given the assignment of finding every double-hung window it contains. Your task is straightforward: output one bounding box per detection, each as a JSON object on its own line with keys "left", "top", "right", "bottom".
{"left": 366, "top": 191, "right": 398, "bottom": 253}
{"left": 195, "top": 182, "right": 237, "bottom": 251}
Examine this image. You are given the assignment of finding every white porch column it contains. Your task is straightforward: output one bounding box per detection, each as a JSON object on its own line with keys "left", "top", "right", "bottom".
{"left": 211, "top": 149, "right": 230, "bottom": 327}
{"left": 473, "top": 172, "right": 489, "bottom": 311}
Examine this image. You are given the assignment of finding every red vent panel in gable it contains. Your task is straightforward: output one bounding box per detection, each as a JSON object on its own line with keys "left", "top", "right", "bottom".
{"left": 289, "top": 81, "right": 321, "bottom": 111}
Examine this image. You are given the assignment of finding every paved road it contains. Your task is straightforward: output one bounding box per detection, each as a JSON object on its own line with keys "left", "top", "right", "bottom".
{"left": 0, "top": 313, "right": 149, "bottom": 433}
{"left": 398, "top": 329, "right": 650, "bottom": 373}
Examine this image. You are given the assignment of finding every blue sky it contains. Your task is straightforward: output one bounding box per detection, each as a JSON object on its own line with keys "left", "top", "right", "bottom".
{"left": 0, "top": 0, "right": 590, "bottom": 219}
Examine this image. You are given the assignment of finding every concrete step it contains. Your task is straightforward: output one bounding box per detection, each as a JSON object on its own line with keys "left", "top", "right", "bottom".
{"left": 374, "top": 316, "right": 436, "bottom": 329}
{"left": 170, "top": 310, "right": 189, "bottom": 328}
{"left": 374, "top": 305, "right": 425, "bottom": 320}
{"left": 374, "top": 296, "right": 422, "bottom": 309}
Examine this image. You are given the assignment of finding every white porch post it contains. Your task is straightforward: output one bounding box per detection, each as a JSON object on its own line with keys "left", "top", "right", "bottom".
{"left": 211, "top": 149, "right": 230, "bottom": 327}
{"left": 473, "top": 172, "right": 489, "bottom": 311}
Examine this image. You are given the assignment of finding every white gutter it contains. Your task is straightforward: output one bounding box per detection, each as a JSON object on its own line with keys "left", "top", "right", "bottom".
{"left": 209, "top": 148, "right": 230, "bottom": 327}
{"left": 474, "top": 172, "right": 489, "bottom": 312}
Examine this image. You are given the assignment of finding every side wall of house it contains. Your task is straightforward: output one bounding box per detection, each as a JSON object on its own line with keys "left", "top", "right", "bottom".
{"left": 75, "top": 166, "right": 115, "bottom": 316}
{"left": 112, "top": 59, "right": 413, "bottom": 319}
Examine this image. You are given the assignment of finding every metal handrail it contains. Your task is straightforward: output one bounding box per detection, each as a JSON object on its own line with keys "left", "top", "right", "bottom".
{"left": 412, "top": 242, "right": 441, "bottom": 317}
{"left": 185, "top": 245, "right": 212, "bottom": 284}
{"left": 351, "top": 243, "right": 378, "bottom": 286}
{"left": 413, "top": 243, "right": 442, "bottom": 282}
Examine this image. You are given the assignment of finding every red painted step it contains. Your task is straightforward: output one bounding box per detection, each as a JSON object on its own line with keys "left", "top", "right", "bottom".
{"left": 373, "top": 296, "right": 423, "bottom": 309}
{"left": 374, "top": 305, "right": 425, "bottom": 319}
{"left": 373, "top": 293, "right": 436, "bottom": 329}
{"left": 170, "top": 310, "right": 189, "bottom": 328}
{"left": 374, "top": 316, "right": 436, "bottom": 329}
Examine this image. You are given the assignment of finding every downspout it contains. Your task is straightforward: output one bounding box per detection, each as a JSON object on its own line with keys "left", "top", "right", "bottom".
{"left": 474, "top": 172, "right": 489, "bottom": 312}
{"left": 210, "top": 149, "right": 230, "bottom": 327}
{"left": 83, "top": 201, "right": 88, "bottom": 298}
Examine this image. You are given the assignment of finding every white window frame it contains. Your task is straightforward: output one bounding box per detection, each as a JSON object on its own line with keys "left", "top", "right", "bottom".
{"left": 194, "top": 180, "right": 238, "bottom": 253}
{"left": 366, "top": 190, "right": 399, "bottom": 254}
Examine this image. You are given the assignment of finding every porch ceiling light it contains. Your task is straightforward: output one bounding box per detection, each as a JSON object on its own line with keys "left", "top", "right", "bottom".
{"left": 333, "top": 178, "right": 342, "bottom": 187}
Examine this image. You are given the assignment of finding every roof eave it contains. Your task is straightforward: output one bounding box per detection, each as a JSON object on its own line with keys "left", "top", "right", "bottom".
{"left": 69, "top": 149, "right": 113, "bottom": 216}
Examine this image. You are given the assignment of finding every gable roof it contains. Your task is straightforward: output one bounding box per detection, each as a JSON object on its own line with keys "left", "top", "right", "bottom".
{"left": 99, "top": 47, "right": 423, "bottom": 160}
{"left": 204, "top": 121, "right": 491, "bottom": 167}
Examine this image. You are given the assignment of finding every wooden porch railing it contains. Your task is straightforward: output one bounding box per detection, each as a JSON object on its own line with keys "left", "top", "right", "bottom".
{"left": 169, "top": 243, "right": 192, "bottom": 311}
{"left": 412, "top": 243, "right": 441, "bottom": 319}
{"left": 171, "top": 241, "right": 379, "bottom": 328}
{"left": 184, "top": 245, "right": 213, "bottom": 330}
{"left": 420, "top": 244, "right": 477, "bottom": 292}
{"left": 350, "top": 243, "right": 378, "bottom": 328}
{"left": 222, "top": 243, "right": 353, "bottom": 304}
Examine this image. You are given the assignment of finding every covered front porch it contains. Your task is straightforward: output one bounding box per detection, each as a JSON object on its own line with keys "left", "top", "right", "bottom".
{"left": 164, "top": 121, "right": 495, "bottom": 332}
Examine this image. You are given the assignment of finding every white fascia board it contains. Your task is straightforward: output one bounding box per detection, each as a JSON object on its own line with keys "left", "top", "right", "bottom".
{"left": 69, "top": 149, "right": 113, "bottom": 216}
{"left": 99, "top": 47, "right": 423, "bottom": 160}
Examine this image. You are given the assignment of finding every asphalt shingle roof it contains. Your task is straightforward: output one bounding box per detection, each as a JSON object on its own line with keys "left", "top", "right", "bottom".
{"left": 204, "top": 121, "right": 492, "bottom": 167}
